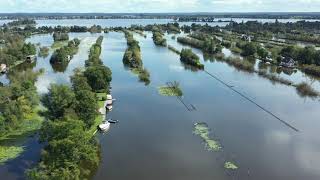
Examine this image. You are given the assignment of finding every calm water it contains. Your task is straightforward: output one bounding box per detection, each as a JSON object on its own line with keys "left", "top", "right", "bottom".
{"left": 31, "top": 18, "right": 320, "bottom": 28}
{"left": 0, "top": 18, "right": 319, "bottom": 28}
{"left": 1, "top": 20, "right": 320, "bottom": 180}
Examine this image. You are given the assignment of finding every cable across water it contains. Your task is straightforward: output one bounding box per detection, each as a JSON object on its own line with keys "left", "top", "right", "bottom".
{"left": 203, "top": 70, "right": 299, "bottom": 132}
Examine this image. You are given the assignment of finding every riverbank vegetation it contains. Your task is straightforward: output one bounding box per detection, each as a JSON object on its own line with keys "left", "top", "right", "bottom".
{"left": 123, "top": 31, "right": 151, "bottom": 85}
{"left": 123, "top": 31, "right": 142, "bottom": 68}
{"left": 0, "top": 32, "right": 36, "bottom": 68}
{"left": 89, "top": 25, "right": 103, "bottom": 33}
{"left": 84, "top": 36, "right": 112, "bottom": 92}
{"left": 50, "top": 38, "right": 80, "bottom": 64}
{"left": 177, "top": 35, "right": 222, "bottom": 54}
{"left": 296, "top": 82, "right": 319, "bottom": 98}
{"left": 152, "top": 30, "right": 167, "bottom": 46}
{"left": 168, "top": 45, "right": 181, "bottom": 55}
{"left": 53, "top": 32, "right": 69, "bottom": 42}
{"left": 0, "top": 69, "right": 43, "bottom": 164}
{"left": 180, "top": 48, "right": 204, "bottom": 69}
{"left": 5, "top": 19, "right": 36, "bottom": 27}
{"left": 28, "top": 36, "right": 112, "bottom": 179}
{"left": 38, "top": 47, "right": 50, "bottom": 58}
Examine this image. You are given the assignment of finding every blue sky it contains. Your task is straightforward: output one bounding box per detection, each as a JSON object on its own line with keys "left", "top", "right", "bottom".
{"left": 0, "top": 0, "right": 319, "bottom": 13}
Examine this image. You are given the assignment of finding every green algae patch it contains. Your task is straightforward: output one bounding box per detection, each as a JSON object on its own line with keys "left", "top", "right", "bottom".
{"left": 0, "top": 106, "right": 44, "bottom": 164}
{"left": 224, "top": 161, "right": 238, "bottom": 170}
{"left": 158, "top": 82, "right": 183, "bottom": 97}
{"left": 51, "top": 40, "right": 68, "bottom": 50}
{"left": 193, "top": 123, "right": 222, "bottom": 152}
{"left": 0, "top": 146, "right": 24, "bottom": 164}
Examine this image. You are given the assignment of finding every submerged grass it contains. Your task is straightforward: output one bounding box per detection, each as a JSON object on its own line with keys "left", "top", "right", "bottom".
{"left": 0, "top": 106, "right": 44, "bottom": 164}
{"left": 224, "top": 161, "right": 239, "bottom": 170}
{"left": 168, "top": 45, "right": 181, "bottom": 55}
{"left": 158, "top": 82, "right": 183, "bottom": 97}
{"left": 193, "top": 123, "right": 240, "bottom": 171}
{"left": 258, "top": 70, "right": 293, "bottom": 86}
{"left": 131, "top": 68, "right": 151, "bottom": 85}
{"left": 193, "top": 123, "right": 222, "bottom": 152}
{"left": 295, "top": 82, "right": 319, "bottom": 98}
{"left": 0, "top": 146, "right": 24, "bottom": 164}
{"left": 51, "top": 40, "right": 68, "bottom": 50}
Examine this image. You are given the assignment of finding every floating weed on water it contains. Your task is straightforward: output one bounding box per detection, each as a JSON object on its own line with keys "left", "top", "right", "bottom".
{"left": 193, "top": 123, "right": 222, "bottom": 152}
{"left": 158, "top": 86, "right": 183, "bottom": 96}
{"left": 224, "top": 161, "right": 238, "bottom": 170}
{"left": 0, "top": 146, "right": 24, "bottom": 164}
{"left": 158, "top": 81, "right": 183, "bottom": 97}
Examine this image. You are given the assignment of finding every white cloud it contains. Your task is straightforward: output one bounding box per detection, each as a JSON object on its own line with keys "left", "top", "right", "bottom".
{"left": 0, "top": 0, "right": 320, "bottom": 12}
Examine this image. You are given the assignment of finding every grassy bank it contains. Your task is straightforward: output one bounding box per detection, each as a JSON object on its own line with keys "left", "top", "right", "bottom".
{"left": 0, "top": 106, "right": 44, "bottom": 164}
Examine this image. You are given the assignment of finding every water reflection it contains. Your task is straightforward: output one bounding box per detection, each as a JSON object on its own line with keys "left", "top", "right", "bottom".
{"left": 50, "top": 62, "right": 69, "bottom": 72}
{"left": 2, "top": 21, "right": 320, "bottom": 180}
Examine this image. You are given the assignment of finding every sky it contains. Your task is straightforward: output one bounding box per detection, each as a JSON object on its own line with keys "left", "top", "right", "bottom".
{"left": 0, "top": 0, "right": 319, "bottom": 13}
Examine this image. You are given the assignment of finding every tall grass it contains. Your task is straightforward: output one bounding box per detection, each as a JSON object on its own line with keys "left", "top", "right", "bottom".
{"left": 296, "top": 82, "right": 319, "bottom": 98}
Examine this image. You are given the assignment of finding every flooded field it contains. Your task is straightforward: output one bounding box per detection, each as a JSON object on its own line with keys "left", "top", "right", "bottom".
{"left": 1, "top": 19, "right": 320, "bottom": 180}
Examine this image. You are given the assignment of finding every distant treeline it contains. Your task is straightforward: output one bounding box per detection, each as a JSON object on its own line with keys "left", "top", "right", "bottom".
{"left": 1, "top": 13, "right": 320, "bottom": 20}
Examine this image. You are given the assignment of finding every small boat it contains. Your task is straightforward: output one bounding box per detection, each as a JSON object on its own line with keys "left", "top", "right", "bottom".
{"left": 106, "top": 105, "right": 113, "bottom": 111}
{"left": 108, "top": 119, "right": 119, "bottom": 124}
{"left": 98, "top": 121, "right": 110, "bottom": 131}
{"left": 106, "top": 99, "right": 113, "bottom": 105}
{"left": 107, "top": 94, "right": 113, "bottom": 100}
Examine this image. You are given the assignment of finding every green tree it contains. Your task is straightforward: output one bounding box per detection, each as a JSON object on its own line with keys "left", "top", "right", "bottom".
{"left": 241, "top": 42, "right": 257, "bottom": 57}
{"left": 42, "top": 84, "right": 75, "bottom": 119}
{"left": 28, "top": 117, "right": 100, "bottom": 180}
{"left": 257, "top": 47, "right": 269, "bottom": 59}
{"left": 84, "top": 65, "right": 112, "bottom": 92}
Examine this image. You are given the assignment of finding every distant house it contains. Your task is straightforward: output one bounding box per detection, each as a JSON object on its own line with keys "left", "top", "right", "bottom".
{"left": 265, "top": 52, "right": 273, "bottom": 62}
{"left": 241, "top": 34, "right": 254, "bottom": 42}
{"left": 0, "top": 64, "right": 7, "bottom": 73}
{"left": 26, "top": 55, "right": 36, "bottom": 63}
{"left": 280, "top": 57, "right": 295, "bottom": 68}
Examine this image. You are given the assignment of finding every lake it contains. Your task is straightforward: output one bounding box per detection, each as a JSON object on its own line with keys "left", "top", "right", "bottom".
{"left": 1, "top": 18, "right": 319, "bottom": 28}
{"left": 1, "top": 19, "right": 320, "bottom": 180}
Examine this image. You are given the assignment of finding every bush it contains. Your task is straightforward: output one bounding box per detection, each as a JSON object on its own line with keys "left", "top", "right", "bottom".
{"left": 53, "top": 32, "right": 69, "bottom": 42}
{"left": 296, "top": 82, "right": 319, "bottom": 98}
{"left": 180, "top": 48, "right": 204, "bottom": 69}
{"left": 152, "top": 31, "right": 167, "bottom": 46}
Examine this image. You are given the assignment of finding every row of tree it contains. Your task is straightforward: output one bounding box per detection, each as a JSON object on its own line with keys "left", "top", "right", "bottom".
{"left": 0, "top": 69, "right": 42, "bottom": 136}
{"left": 53, "top": 32, "right": 69, "bottom": 41}
{"left": 152, "top": 30, "right": 167, "bottom": 46}
{"left": 28, "top": 36, "right": 112, "bottom": 179}
{"left": 180, "top": 48, "right": 204, "bottom": 69}
{"left": 50, "top": 38, "right": 81, "bottom": 64}
{"left": 84, "top": 36, "right": 112, "bottom": 92}
{"left": 0, "top": 32, "right": 36, "bottom": 67}
{"left": 122, "top": 31, "right": 142, "bottom": 68}
{"left": 177, "top": 35, "right": 222, "bottom": 54}
{"left": 122, "top": 31, "right": 150, "bottom": 85}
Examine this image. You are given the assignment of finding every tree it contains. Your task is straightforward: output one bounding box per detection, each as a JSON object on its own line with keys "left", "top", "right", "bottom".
{"left": 257, "top": 47, "right": 269, "bottom": 59}
{"left": 71, "top": 72, "right": 97, "bottom": 128}
{"left": 53, "top": 32, "right": 69, "bottom": 42}
{"left": 28, "top": 117, "right": 100, "bottom": 180}
{"left": 74, "top": 90, "right": 97, "bottom": 128}
{"left": 241, "top": 42, "right": 257, "bottom": 57}
{"left": 84, "top": 65, "right": 112, "bottom": 92}
{"left": 42, "top": 84, "right": 75, "bottom": 119}
{"left": 180, "top": 48, "right": 204, "bottom": 69}
{"left": 22, "top": 43, "right": 36, "bottom": 56}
